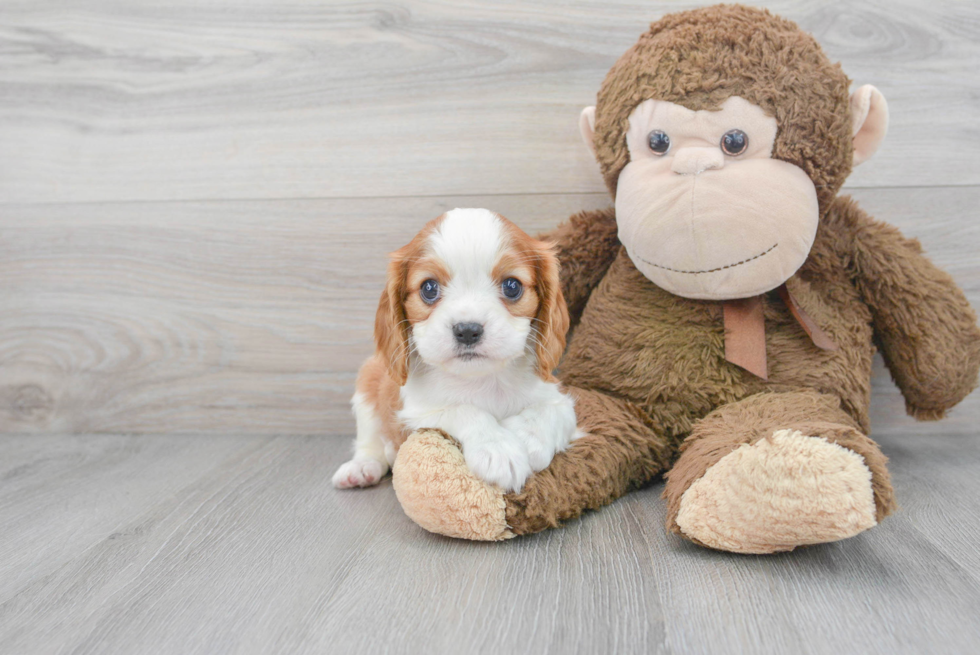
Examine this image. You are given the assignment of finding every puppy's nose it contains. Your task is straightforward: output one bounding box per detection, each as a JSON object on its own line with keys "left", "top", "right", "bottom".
{"left": 452, "top": 322, "right": 483, "bottom": 346}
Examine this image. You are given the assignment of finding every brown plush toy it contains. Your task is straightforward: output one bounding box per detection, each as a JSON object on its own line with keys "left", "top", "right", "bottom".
{"left": 390, "top": 4, "right": 980, "bottom": 553}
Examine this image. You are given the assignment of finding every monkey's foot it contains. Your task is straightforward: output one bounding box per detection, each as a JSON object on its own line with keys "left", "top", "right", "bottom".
{"left": 392, "top": 429, "right": 514, "bottom": 541}
{"left": 674, "top": 429, "right": 878, "bottom": 554}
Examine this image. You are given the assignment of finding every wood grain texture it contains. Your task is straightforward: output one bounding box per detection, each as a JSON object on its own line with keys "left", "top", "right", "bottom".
{"left": 0, "top": 193, "right": 611, "bottom": 434}
{"left": 1, "top": 188, "right": 977, "bottom": 435}
{"left": 0, "top": 434, "right": 261, "bottom": 601}
{"left": 0, "top": 432, "right": 978, "bottom": 654}
{"left": 0, "top": 0, "right": 978, "bottom": 204}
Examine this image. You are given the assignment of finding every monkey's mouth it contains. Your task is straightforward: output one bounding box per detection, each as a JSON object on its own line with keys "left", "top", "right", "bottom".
{"left": 636, "top": 243, "right": 778, "bottom": 275}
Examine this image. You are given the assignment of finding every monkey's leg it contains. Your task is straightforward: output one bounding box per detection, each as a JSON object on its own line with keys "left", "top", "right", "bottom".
{"left": 391, "top": 387, "right": 675, "bottom": 540}
{"left": 663, "top": 390, "right": 896, "bottom": 554}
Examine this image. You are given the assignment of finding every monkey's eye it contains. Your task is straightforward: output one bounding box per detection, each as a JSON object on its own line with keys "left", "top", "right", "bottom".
{"left": 647, "top": 130, "right": 671, "bottom": 155}
{"left": 420, "top": 279, "right": 440, "bottom": 304}
{"left": 501, "top": 277, "right": 523, "bottom": 300}
{"left": 721, "top": 129, "right": 749, "bottom": 156}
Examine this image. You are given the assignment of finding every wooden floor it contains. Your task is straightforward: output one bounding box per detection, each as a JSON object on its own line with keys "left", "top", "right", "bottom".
{"left": 2, "top": 432, "right": 980, "bottom": 654}
{"left": 2, "top": 1, "right": 979, "bottom": 653}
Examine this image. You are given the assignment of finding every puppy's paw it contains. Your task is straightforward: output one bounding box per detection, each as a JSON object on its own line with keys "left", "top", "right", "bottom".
{"left": 501, "top": 414, "right": 552, "bottom": 472}
{"left": 463, "top": 439, "right": 532, "bottom": 493}
{"left": 332, "top": 457, "right": 389, "bottom": 489}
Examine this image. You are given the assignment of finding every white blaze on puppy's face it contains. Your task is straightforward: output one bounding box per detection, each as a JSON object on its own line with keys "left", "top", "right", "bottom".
{"left": 612, "top": 96, "right": 820, "bottom": 300}
{"left": 408, "top": 209, "right": 536, "bottom": 377}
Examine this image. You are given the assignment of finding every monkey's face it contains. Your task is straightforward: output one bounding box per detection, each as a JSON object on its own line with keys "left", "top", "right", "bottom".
{"left": 613, "top": 96, "right": 819, "bottom": 301}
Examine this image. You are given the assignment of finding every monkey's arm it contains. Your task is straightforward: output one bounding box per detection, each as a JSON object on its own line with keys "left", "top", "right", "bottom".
{"left": 539, "top": 207, "right": 620, "bottom": 327}
{"left": 838, "top": 197, "right": 980, "bottom": 419}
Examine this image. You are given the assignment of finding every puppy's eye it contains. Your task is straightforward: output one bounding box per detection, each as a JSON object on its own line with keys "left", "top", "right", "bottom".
{"left": 647, "top": 130, "right": 670, "bottom": 155}
{"left": 721, "top": 129, "right": 749, "bottom": 156}
{"left": 419, "top": 279, "right": 440, "bottom": 304}
{"left": 501, "top": 277, "right": 523, "bottom": 300}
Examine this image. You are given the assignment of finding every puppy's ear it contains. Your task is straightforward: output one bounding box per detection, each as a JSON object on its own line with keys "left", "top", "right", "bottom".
{"left": 534, "top": 240, "right": 570, "bottom": 380}
{"left": 375, "top": 249, "right": 411, "bottom": 385}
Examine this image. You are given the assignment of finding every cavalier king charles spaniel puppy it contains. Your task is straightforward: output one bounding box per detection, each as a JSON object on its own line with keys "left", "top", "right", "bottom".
{"left": 333, "top": 208, "right": 579, "bottom": 492}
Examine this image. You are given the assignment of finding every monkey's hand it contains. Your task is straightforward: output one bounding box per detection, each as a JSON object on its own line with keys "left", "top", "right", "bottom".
{"left": 538, "top": 207, "right": 620, "bottom": 328}
{"left": 844, "top": 198, "right": 980, "bottom": 420}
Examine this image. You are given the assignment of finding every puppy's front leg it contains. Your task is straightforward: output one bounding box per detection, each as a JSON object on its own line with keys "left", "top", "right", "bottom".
{"left": 501, "top": 388, "right": 579, "bottom": 472}
{"left": 333, "top": 392, "right": 390, "bottom": 489}
{"left": 424, "top": 405, "right": 533, "bottom": 493}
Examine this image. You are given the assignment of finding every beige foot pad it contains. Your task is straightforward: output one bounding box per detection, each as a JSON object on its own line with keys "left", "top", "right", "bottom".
{"left": 392, "top": 429, "right": 514, "bottom": 541}
{"left": 676, "top": 429, "right": 877, "bottom": 554}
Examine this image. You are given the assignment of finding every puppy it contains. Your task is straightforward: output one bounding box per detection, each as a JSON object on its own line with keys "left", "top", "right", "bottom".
{"left": 332, "top": 208, "right": 579, "bottom": 492}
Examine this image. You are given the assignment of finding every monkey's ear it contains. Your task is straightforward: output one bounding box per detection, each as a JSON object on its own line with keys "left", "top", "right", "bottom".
{"left": 850, "top": 85, "right": 889, "bottom": 166}
{"left": 579, "top": 106, "right": 597, "bottom": 158}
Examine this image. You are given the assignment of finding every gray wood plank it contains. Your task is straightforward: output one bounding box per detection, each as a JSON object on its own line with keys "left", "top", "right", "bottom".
{"left": 1, "top": 188, "right": 977, "bottom": 436}
{"left": 0, "top": 434, "right": 265, "bottom": 603}
{"left": 0, "top": 0, "right": 977, "bottom": 204}
{"left": 0, "top": 432, "right": 977, "bottom": 654}
{"left": 881, "top": 432, "right": 980, "bottom": 587}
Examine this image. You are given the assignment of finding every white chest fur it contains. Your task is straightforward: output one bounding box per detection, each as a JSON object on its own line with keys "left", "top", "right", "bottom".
{"left": 398, "top": 358, "right": 549, "bottom": 426}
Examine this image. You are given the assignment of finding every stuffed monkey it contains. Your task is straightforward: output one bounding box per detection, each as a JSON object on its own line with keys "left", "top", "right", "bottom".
{"left": 391, "top": 5, "right": 980, "bottom": 553}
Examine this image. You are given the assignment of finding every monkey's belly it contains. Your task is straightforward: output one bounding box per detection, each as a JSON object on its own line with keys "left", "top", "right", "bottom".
{"left": 559, "top": 250, "right": 875, "bottom": 436}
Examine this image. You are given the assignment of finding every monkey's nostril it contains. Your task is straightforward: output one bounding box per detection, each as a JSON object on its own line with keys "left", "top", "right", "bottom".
{"left": 452, "top": 322, "right": 484, "bottom": 346}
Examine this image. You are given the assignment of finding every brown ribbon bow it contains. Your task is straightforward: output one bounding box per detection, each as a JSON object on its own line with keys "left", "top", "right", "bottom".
{"left": 722, "top": 284, "right": 838, "bottom": 380}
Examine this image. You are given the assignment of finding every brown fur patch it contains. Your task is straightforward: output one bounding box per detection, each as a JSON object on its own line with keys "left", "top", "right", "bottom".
{"left": 374, "top": 214, "right": 446, "bottom": 385}
{"left": 497, "top": 214, "right": 570, "bottom": 379}
{"left": 835, "top": 196, "right": 980, "bottom": 417}
{"left": 402, "top": 254, "right": 450, "bottom": 337}
{"left": 491, "top": 250, "right": 539, "bottom": 321}
{"left": 544, "top": 207, "right": 620, "bottom": 332}
{"left": 355, "top": 354, "right": 410, "bottom": 449}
